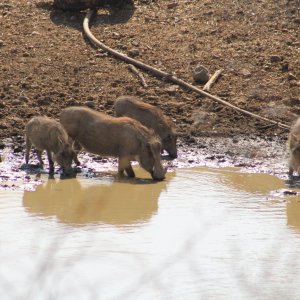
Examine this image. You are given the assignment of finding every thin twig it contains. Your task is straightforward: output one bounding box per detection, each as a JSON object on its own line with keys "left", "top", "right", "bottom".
{"left": 203, "top": 69, "right": 223, "bottom": 92}
{"left": 83, "top": 10, "right": 290, "bottom": 131}
{"left": 128, "top": 64, "right": 148, "bottom": 87}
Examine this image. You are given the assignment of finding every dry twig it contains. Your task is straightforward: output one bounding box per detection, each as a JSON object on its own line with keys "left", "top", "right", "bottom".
{"left": 203, "top": 69, "right": 223, "bottom": 92}
{"left": 128, "top": 64, "right": 148, "bottom": 87}
{"left": 83, "top": 10, "right": 290, "bottom": 131}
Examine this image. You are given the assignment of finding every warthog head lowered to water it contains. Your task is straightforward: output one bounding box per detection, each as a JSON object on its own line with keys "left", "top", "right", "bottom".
{"left": 25, "top": 116, "right": 77, "bottom": 175}
{"left": 60, "top": 106, "right": 167, "bottom": 180}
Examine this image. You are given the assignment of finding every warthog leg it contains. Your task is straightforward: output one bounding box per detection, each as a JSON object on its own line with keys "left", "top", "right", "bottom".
{"left": 25, "top": 138, "right": 32, "bottom": 165}
{"left": 36, "top": 150, "right": 44, "bottom": 166}
{"left": 118, "top": 157, "right": 135, "bottom": 178}
{"left": 46, "top": 150, "right": 54, "bottom": 173}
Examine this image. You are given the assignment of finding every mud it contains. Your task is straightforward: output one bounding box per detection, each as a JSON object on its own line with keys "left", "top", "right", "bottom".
{"left": 0, "top": 134, "right": 291, "bottom": 191}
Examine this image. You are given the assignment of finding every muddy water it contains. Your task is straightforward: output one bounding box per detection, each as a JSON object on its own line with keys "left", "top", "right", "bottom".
{"left": 1, "top": 167, "right": 300, "bottom": 300}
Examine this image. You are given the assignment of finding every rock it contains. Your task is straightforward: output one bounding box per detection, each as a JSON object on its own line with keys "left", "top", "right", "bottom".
{"left": 84, "top": 101, "right": 95, "bottom": 108}
{"left": 128, "top": 48, "right": 140, "bottom": 58}
{"left": 165, "top": 85, "right": 179, "bottom": 95}
{"left": 0, "top": 123, "right": 8, "bottom": 129}
{"left": 281, "top": 61, "right": 289, "bottom": 72}
{"left": 284, "top": 97, "right": 300, "bottom": 106}
{"left": 167, "top": 2, "right": 178, "bottom": 9}
{"left": 193, "top": 65, "right": 210, "bottom": 83}
{"left": 239, "top": 68, "right": 251, "bottom": 78}
{"left": 270, "top": 55, "right": 282, "bottom": 63}
{"left": 37, "top": 97, "right": 51, "bottom": 105}
{"left": 294, "top": 18, "right": 300, "bottom": 24}
{"left": 288, "top": 73, "right": 297, "bottom": 81}
{"left": 10, "top": 48, "right": 17, "bottom": 54}
{"left": 11, "top": 99, "right": 21, "bottom": 106}
{"left": 0, "top": 40, "right": 4, "bottom": 47}
{"left": 190, "top": 110, "right": 217, "bottom": 128}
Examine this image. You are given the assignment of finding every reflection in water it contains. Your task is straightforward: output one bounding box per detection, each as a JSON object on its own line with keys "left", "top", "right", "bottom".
{"left": 23, "top": 171, "right": 175, "bottom": 226}
{"left": 218, "top": 169, "right": 284, "bottom": 194}
{"left": 218, "top": 169, "right": 300, "bottom": 233}
{"left": 286, "top": 197, "right": 300, "bottom": 232}
{"left": 3, "top": 168, "right": 300, "bottom": 300}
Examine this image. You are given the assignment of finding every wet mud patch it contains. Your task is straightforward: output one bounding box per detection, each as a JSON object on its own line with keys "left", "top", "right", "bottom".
{"left": 0, "top": 135, "right": 290, "bottom": 191}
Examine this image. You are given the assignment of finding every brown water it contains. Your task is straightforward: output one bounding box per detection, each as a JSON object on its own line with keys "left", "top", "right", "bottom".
{"left": 1, "top": 167, "right": 300, "bottom": 300}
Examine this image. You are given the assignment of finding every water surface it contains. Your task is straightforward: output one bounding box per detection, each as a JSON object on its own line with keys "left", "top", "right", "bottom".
{"left": 0, "top": 167, "right": 300, "bottom": 300}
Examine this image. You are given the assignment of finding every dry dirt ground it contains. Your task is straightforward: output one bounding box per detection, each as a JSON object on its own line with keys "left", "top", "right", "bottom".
{"left": 0, "top": 0, "right": 299, "bottom": 180}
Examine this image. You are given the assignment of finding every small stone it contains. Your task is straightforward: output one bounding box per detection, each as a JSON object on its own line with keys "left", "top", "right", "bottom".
{"left": 128, "top": 48, "right": 140, "bottom": 58}
{"left": 84, "top": 101, "right": 95, "bottom": 108}
{"left": 193, "top": 65, "right": 210, "bottom": 83}
{"left": 281, "top": 62, "right": 289, "bottom": 72}
{"left": 0, "top": 123, "right": 8, "bottom": 129}
{"left": 37, "top": 97, "right": 51, "bottom": 105}
{"left": 167, "top": 2, "right": 178, "bottom": 9}
{"left": 0, "top": 40, "right": 4, "bottom": 47}
{"left": 239, "top": 68, "right": 251, "bottom": 78}
{"left": 10, "top": 48, "right": 17, "bottom": 54}
{"left": 112, "top": 32, "right": 120, "bottom": 38}
{"left": 11, "top": 99, "right": 21, "bottom": 106}
{"left": 294, "top": 18, "right": 300, "bottom": 24}
{"left": 288, "top": 73, "right": 297, "bottom": 81}
{"left": 270, "top": 55, "right": 282, "bottom": 63}
{"left": 23, "top": 52, "right": 30, "bottom": 57}
{"left": 165, "top": 85, "right": 178, "bottom": 95}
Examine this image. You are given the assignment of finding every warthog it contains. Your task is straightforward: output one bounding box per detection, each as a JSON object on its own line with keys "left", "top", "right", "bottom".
{"left": 288, "top": 118, "right": 300, "bottom": 176}
{"left": 25, "top": 116, "right": 78, "bottom": 175}
{"left": 60, "top": 106, "right": 166, "bottom": 180}
{"left": 114, "top": 96, "right": 178, "bottom": 158}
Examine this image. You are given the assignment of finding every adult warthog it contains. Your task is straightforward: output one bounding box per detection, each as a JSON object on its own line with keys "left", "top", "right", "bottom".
{"left": 288, "top": 118, "right": 300, "bottom": 176}
{"left": 60, "top": 106, "right": 167, "bottom": 180}
{"left": 25, "top": 116, "right": 78, "bottom": 175}
{"left": 114, "top": 96, "right": 178, "bottom": 158}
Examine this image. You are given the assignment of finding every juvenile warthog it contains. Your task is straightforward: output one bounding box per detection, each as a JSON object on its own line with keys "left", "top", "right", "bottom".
{"left": 288, "top": 118, "right": 300, "bottom": 176}
{"left": 114, "top": 96, "right": 178, "bottom": 158}
{"left": 25, "top": 116, "right": 78, "bottom": 175}
{"left": 60, "top": 107, "right": 166, "bottom": 180}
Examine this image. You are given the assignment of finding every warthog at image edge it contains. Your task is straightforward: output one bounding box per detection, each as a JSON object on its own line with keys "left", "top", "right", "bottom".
{"left": 288, "top": 118, "right": 300, "bottom": 176}
{"left": 114, "top": 96, "right": 178, "bottom": 158}
{"left": 60, "top": 106, "right": 167, "bottom": 180}
{"left": 25, "top": 116, "right": 79, "bottom": 175}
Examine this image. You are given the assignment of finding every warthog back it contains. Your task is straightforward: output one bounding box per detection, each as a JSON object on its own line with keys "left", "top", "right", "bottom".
{"left": 114, "top": 96, "right": 177, "bottom": 158}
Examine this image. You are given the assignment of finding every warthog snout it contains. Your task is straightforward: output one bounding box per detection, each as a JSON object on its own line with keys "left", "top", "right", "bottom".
{"left": 139, "top": 141, "right": 167, "bottom": 181}
{"left": 151, "top": 166, "right": 167, "bottom": 181}
{"left": 53, "top": 144, "right": 76, "bottom": 176}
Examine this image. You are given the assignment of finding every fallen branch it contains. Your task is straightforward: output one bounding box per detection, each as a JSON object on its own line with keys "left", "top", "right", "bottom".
{"left": 83, "top": 10, "right": 290, "bottom": 131}
{"left": 203, "top": 69, "right": 223, "bottom": 92}
{"left": 128, "top": 64, "right": 148, "bottom": 87}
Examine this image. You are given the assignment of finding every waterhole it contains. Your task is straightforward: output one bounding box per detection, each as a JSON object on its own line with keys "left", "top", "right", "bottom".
{"left": 1, "top": 167, "right": 300, "bottom": 300}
